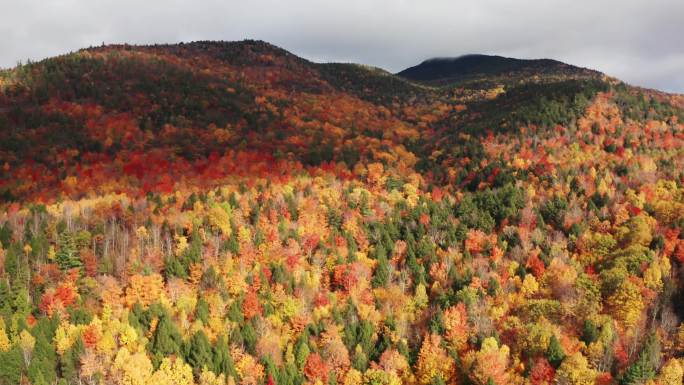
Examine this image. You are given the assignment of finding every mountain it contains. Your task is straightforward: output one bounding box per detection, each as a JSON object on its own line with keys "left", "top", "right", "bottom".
{"left": 1, "top": 40, "right": 684, "bottom": 385}
{"left": 1, "top": 40, "right": 659, "bottom": 201}
{"left": 397, "top": 54, "right": 602, "bottom": 86}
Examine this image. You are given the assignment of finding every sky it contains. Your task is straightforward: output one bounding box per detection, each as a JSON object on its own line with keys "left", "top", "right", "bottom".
{"left": 1, "top": 0, "right": 683, "bottom": 93}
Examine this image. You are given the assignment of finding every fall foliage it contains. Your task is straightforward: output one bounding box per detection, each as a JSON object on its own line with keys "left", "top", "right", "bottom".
{"left": 1, "top": 40, "right": 684, "bottom": 385}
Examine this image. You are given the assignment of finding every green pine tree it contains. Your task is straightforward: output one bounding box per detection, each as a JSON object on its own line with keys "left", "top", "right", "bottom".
{"left": 28, "top": 319, "right": 58, "bottom": 385}
{"left": 0, "top": 346, "right": 23, "bottom": 385}
{"left": 183, "top": 330, "right": 213, "bottom": 374}
{"left": 620, "top": 333, "right": 659, "bottom": 385}
{"left": 351, "top": 345, "right": 368, "bottom": 372}
{"left": 294, "top": 337, "right": 310, "bottom": 369}
{"left": 371, "top": 247, "right": 390, "bottom": 288}
{"left": 56, "top": 232, "right": 81, "bottom": 271}
{"left": 59, "top": 337, "right": 83, "bottom": 383}
{"left": 195, "top": 297, "right": 209, "bottom": 324}
{"left": 546, "top": 334, "right": 565, "bottom": 368}
{"left": 212, "top": 335, "right": 237, "bottom": 378}
{"left": 242, "top": 322, "right": 257, "bottom": 355}
{"left": 149, "top": 314, "right": 182, "bottom": 367}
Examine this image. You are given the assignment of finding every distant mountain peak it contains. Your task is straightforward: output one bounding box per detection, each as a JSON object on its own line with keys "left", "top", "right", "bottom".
{"left": 397, "top": 53, "right": 600, "bottom": 86}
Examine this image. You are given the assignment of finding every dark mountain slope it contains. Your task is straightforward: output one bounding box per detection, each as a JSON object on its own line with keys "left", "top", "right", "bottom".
{"left": 397, "top": 54, "right": 601, "bottom": 87}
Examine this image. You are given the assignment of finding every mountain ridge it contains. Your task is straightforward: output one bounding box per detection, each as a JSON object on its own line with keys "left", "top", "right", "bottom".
{"left": 397, "top": 53, "right": 602, "bottom": 86}
{"left": 1, "top": 39, "right": 682, "bottom": 202}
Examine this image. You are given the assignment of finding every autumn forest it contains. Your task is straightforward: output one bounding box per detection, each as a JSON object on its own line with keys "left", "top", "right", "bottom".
{"left": 1, "top": 40, "right": 684, "bottom": 385}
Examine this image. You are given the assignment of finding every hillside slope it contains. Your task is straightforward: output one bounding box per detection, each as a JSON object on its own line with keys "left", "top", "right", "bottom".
{"left": 397, "top": 54, "right": 602, "bottom": 87}
{"left": 1, "top": 40, "right": 684, "bottom": 385}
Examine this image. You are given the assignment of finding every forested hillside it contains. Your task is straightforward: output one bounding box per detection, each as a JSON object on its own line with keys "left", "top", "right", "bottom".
{"left": 1, "top": 40, "right": 684, "bottom": 385}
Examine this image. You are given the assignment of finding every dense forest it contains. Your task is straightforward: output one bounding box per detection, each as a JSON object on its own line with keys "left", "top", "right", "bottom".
{"left": 1, "top": 40, "right": 684, "bottom": 385}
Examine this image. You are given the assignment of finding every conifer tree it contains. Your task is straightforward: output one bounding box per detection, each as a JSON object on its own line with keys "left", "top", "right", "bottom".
{"left": 212, "top": 335, "right": 237, "bottom": 378}
{"left": 372, "top": 245, "right": 390, "bottom": 287}
{"left": 546, "top": 335, "right": 565, "bottom": 368}
{"left": 195, "top": 297, "right": 209, "bottom": 324}
{"left": 183, "top": 330, "right": 213, "bottom": 374}
{"left": 0, "top": 345, "right": 22, "bottom": 385}
{"left": 621, "top": 333, "right": 659, "bottom": 385}
{"left": 150, "top": 314, "right": 182, "bottom": 366}
{"left": 59, "top": 337, "right": 83, "bottom": 383}
{"left": 56, "top": 232, "right": 81, "bottom": 271}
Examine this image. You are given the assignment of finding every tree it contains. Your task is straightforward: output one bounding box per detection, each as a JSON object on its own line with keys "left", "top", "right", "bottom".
{"left": 0, "top": 327, "right": 9, "bottom": 352}
{"left": 654, "top": 358, "right": 683, "bottom": 385}
{"left": 183, "top": 330, "right": 213, "bottom": 374}
{"left": 620, "top": 333, "right": 658, "bottom": 385}
{"left": 0, "top": 346, "right": 22, "bottom": 385}
{"left": 150, "top": 314, "right": 182, "bottom": 366}
{"left": 199, "top": 368, "right": 226, "bottom": 385}
{"left": 294, "top": 337, "right": 310, "bottom": 370}
{"left": 442, "top": 303, "right": 469, "bottom": 351}
{"left": 80, "top": 349, "right": 100, "bottom": 384}
{"left": 303, "top": 353, "right": 328, "bottom": 383}
{"left": 241, "top": 290, "right": 262, "bottom": 320}
{"left": 234, "top": 348, "right": 264, "bottom": 385}
{"left": 56, "top": 231, "right": 81, "bottom": 271}
{"left": 619, "top": 214, "right": 654, "bottom": 248}
{"left": 539, "top": 196, "right": 567, "bottom": 229}
{"left": 18, "top": 329, "right": 36, "bottom": 365}
{"left": 207, "top": 204, "right": 232, "bottom": 236}
{"left": 195, "top": 297, "right": 209, "bottom": 324}
{"left": 546, "top": 335, "right": 565, "bottom": 368}
{"left": 372, "top": 244, "right": 390, "bottom": 288}
{"left": 467, "top": 337, "right": 509, "bottom": 385}
{"left": 351, "top": 345, "right": 368, "bottom": 372}
{"left": 125, "top": 274, "right": 164, "bottom": 308}
{"left": 528, "top": 358, "right": 554, "bottom": 385}
{"left": 415, "top": 334, "right": 454, "bottom": 385}
{"left": 607, "top": 280, "right": 644, "bottom": 330}
{"left": 113, "top": 347, "right": 154, "bottom": 385}
{"left": 150, "top": 357, "right": 194, "bottom": 385}
{"left": 59, "top": 337, "right": 84, "bottom": 384}
{"left": 212, "top": 335, "right": 237, "bottom": 378}
{"left": 554, "top": 352, "right": 596, "bottom": 385}
{"left": 28, "top": 318, "right": 58, "bottom": 385}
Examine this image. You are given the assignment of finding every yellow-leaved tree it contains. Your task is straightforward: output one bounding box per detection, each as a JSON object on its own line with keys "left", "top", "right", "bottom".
{"left": 207, "top": 204, "right": 232, "bottom": 236}
{"left": 414, "top": 333, "right": 455, "bottom": 385}
{"left": 150, "top": 357, "right": 195, "bottom": 385}
{"left": 554, "top": 352, "right": 596, "bottom": 385}
{"left": 0, "top": 326, "right": 10, "bottom": 352}
{"left": 124, "top": 273, "right": 164, "bottom": 307}
{"left": 18, "top": 329, "right": 35, "bottom": 365}
{"left": 112, "top": 347, "right": 154, "bottom": 385}
{"left": 653, "top": 358, "right": 683, "bottom": 385}
{"left": 607, "top": 280, "right": 644, "bottom": 330}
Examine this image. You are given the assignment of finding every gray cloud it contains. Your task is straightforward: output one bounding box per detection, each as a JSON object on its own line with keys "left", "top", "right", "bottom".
{"left": 1, "top": 0, "right": 682, "bottom": 93}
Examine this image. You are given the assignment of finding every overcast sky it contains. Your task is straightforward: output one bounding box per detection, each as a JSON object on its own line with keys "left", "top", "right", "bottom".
{"left": 1, "top": 0, "right": 682, "bottom": 93}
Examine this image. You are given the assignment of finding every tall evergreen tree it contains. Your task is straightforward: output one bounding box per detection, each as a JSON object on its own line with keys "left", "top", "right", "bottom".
{"left": 183, "top": 330, "right": 212, "bottom": 374}
{"left": 212, "top": 335, "right": 237, "bottom": 378}
{"left": 27, "top": 318, "right": 58, "bottom": 385}
{"left": 195, "top": 297, "right": 209, "bottom": 324}
{"left": 56, "top": 232, "right": 81, "bottom": 271}
{"left": 546, "top": 334, "right": 565, "bottom": 368}
{"left": 0, "top": 346, "right": 22, "bottom": 385}
{"left": 149, "top": 314, "right": 182, "bottom": 367}
{"left": 371, "top": 245, "right": 390, "bottom": 288}
{"left": 59, "top": 337, "right": 83, "bottom": 383}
